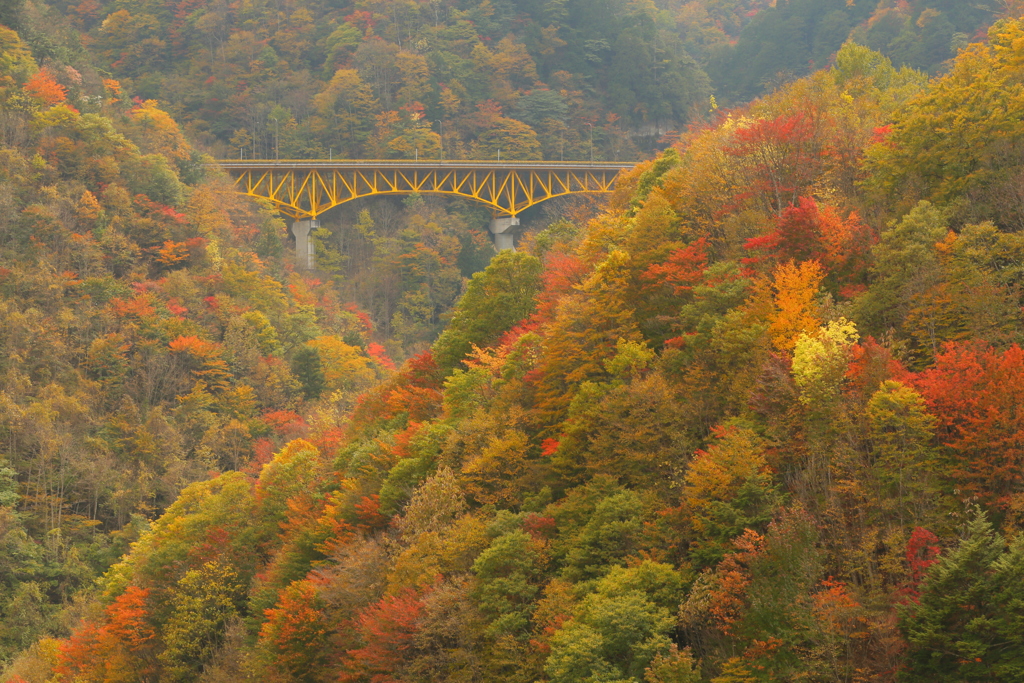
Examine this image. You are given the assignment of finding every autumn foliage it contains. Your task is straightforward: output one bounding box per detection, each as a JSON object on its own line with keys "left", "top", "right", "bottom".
{"left": 7, "top": 8, "right": 1024, "bottom": 683}
{"left": 913, "top": 342, "right": 1024, "bottom": 506}
{"left": 24, "top": 69, "right": 67, "bottom": 106}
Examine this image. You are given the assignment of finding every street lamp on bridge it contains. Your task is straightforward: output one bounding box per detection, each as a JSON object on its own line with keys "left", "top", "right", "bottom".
{"left": 269, "top": 116, "right": 279, "bottom": 160}
{"left": 435, "top": 120, "right": 443, "bottom": 161}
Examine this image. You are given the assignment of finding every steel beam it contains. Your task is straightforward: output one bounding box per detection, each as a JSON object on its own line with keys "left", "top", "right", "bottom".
{"left": 216, "top": 160, "right": 634, "bottom": 220}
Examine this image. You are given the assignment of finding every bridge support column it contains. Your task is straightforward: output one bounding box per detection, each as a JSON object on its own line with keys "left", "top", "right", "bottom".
{"left": 292, "top": 219, "right": 319, "bottom": 270}
{"left": 489, "top": 216, "right": 519, "bottom": 251}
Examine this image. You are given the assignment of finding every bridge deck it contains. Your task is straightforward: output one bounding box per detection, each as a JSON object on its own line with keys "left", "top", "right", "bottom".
{"left": 216, "top": 160, "right": 635, "bottom": 171}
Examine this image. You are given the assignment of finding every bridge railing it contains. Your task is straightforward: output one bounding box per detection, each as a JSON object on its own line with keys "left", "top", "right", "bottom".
{"left": 216, "top": 159, "right": 635, "bottom": 170}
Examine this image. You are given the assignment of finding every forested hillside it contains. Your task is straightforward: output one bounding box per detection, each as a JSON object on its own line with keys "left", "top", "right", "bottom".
{"left": 0, "top": 19, "right": 412, "bottom": 661}
{"left": 4, "top": 0, "right": 1024, "bottom": 681}
{"left": 3, "top": 0, "right": 1002, "bottom": 163}
{"left": 708, "top": 0, "right": 1001, "bottom": 102}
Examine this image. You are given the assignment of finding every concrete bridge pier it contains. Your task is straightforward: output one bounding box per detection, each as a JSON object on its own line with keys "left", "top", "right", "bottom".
{"left": 292, "top": 219, "right": 319, "bottom": 270}
{"left": 489, "top": 216, "right": 520, "bottom": 251}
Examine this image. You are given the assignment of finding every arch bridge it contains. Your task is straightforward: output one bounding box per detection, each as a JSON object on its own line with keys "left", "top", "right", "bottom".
{"left": 216, "top": 160, "right": 634, "bottom": 264}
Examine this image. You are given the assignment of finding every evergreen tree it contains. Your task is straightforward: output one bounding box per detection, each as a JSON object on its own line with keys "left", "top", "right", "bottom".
{"left": 433, "top": 251, "right": 543, "bottom": 371}
{"left": 900, "top": 510, "right": 1024, "bottom": 682}
{"left": 291, "top": 346, "right": 327, "bottom": 400}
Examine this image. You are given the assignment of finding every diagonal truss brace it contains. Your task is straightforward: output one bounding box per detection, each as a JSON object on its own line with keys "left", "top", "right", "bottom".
{"left": 217, "top": 161, "right": 634, "bottom": 219}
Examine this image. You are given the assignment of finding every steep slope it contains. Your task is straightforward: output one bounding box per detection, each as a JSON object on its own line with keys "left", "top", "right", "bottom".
{"left": 5, "top": 0, "right": 1004, "bottom": 166}
{"left": 0, "top": 24, "right": 398, "bottom": 662}
{"left": 710, "top": 0, "right": 1001, "bottom": 103}
{"left": 13, "top": 23, "right": 1024, "bottom": 681}
{"left": 57, "top": 0, "right": 711, "bottom": 160}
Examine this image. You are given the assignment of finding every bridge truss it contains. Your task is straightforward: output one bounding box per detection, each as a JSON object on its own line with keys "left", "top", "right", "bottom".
{"left": 216, "top": 160, "right": 634, "bottom": 219}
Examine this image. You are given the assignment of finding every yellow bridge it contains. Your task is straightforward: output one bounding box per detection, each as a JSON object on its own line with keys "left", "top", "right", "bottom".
{"left": 217, "top": 160, "right": 634, "bottom": 219}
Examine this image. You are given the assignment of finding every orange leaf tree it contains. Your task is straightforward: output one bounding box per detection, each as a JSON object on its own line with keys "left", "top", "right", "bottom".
{"left": 24, "top": 69, "right": 67, "bottom": 106}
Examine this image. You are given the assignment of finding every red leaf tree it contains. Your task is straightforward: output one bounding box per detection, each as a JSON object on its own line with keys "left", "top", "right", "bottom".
{"left": 338, "top": 588, "right": 428, "bottom": 682}
{"left": 744, "top": 196, "right": 875, "bottom": 293}
{"left": 726, "top": 113, "right": 818, "bottom": 215}
{"left": 56, "top": 586, "right": 157, "bottom": 681}
{"left": 913, "top": 342, "right": 1024, "bottom": 507}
